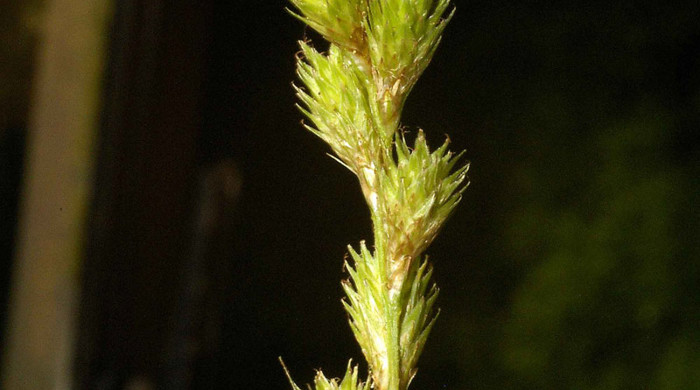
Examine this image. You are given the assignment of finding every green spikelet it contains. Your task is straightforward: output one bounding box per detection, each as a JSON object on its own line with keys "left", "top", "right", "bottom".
{"left": 282, "top": 358, "right": 372, "bottom": 390}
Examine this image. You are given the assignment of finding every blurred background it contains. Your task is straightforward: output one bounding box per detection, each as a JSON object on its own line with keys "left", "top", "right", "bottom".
{"left": 1, "top": 0, "right": 699, "bottom": 389}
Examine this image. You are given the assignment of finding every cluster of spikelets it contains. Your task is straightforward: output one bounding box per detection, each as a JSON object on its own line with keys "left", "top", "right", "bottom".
{"left": 341, "top": 242, "right": 442, "bottom": 389}
{"left": 286, "top": 1, "right": 468, "bottom": 390}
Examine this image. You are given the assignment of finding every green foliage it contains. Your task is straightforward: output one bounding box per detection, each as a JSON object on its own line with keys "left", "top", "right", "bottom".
{"left": 287, "top": 1, "right": 465, "bottom": 389}
{"left": 500, "top": 106, "right": 699, "bottom": 389}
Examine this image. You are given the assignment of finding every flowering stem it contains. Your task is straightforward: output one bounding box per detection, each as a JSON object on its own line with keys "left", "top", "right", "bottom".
{"left": 284, "top": 1, "right": 469, "bottom": 389}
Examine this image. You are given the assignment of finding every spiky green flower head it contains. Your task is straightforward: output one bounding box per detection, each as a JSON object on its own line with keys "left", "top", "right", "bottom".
{"left": 294, "top": 42, "right": 386, "bottom": 178}
{"left": 365, "top": 0, "right": 455, "bottom": 123}
{"left": 342, "top": 242, "right": 441, "bottom": 389}
{"left": 288, "top": 0, "right": 367, "bottom": 53}
{"left": 283, "top": 359, "right": 372, "bottom": 390}
{"left": 378, "top": 131, "right": 469, "bottom": 292}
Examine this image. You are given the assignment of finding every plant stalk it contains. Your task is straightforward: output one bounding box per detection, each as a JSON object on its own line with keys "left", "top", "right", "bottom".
{"left": 285, "top": 1, "right": 467, "bottom": 389}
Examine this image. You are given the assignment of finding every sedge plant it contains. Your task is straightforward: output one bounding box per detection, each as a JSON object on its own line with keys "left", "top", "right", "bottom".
{"left": 284, "top": 1, "right": 469, "bottom": 389}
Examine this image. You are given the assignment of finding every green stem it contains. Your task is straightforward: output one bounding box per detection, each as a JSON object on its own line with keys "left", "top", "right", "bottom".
{"left": 385, "top": 290, "right": 402, "bottom": 390}
{"left": 371, "top": 186, "right": 403, "bottom": 390}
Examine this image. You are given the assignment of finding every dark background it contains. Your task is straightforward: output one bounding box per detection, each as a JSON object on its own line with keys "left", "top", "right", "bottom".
{"left": 1, "top": 0, "right": 699, "bottom": 389}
